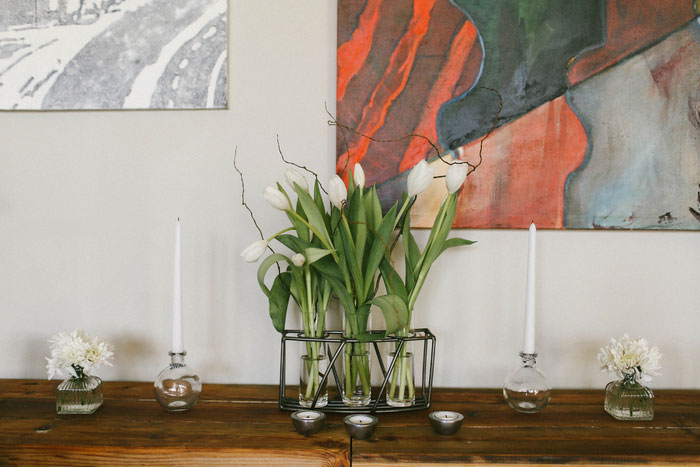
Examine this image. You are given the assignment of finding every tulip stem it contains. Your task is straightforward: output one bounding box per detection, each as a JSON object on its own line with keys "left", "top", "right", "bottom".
{"left": 266, "top": 226, "right": 295, "bottom": 242}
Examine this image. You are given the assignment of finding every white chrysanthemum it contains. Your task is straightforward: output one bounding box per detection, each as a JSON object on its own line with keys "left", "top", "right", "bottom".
{"left": 597, "top": 334, "right": 661, "bottom": 384}
{"left": 46, "top": 329, "right": 113, "bottom": 380}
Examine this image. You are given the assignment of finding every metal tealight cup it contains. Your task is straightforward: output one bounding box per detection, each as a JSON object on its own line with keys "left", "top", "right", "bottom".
{"left": 429, "top": 411, "right": 464, "bottom": 435}
{"left": 343, "top": 414, "right": 378, "bottom": 440}
{"left": 291, "top": 410, "right": 326, "bottom": 436}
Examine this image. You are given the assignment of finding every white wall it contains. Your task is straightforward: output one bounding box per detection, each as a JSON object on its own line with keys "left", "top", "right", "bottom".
{"left": 1, "top": 0, "right": 698, "bottom": 389}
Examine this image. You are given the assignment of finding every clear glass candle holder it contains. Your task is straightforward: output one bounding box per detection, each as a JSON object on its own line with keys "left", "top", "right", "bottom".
{"left": 154, "top": 351, "right": 201, "bottom": 412}
{"left": 503, "top": 352, "right": 551, "bottom": 413}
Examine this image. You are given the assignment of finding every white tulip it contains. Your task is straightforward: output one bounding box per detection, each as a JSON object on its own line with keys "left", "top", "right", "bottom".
{"left": 292, "top": 253, "right": 306, "bottom": 267}
{"left": 352, "top": 163, "right": 365, "bottom": 189}
{"left": 285, "top": 168, "right": 309, "bottom": 192}
{"left": 263, "top": 186, "right": 291, "bottom": 211}
{"left": 240, "top": 239, "right": 268, "bottom": 262}
{"left": 445, "top": 163, "right": 468, "bottom": 194}
{"left": 406, "top": 160, "right": 434, "bottom": 196}
{"left": 328, "top": 175, "right": 347, "bottom": 209}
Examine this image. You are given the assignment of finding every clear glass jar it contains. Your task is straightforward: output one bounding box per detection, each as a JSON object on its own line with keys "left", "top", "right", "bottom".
{"left": 154, "top": 351, "right": 201, "bottom": 412}
{"left": 503, "top": 352, "right": 551, "bottom": 413}
{"left": 56, "top": 375, "right": 103, "bottom": 414}
{"left": 604, "top": 376, "right": 654, "bottom": 420}
{"left": 386, "top": 350, "right": 414, "bottom": 407}
{"left": 341, "top": 311, "right": 372, "bottom": 407}
{"left": 299, "top": 354, "right": 329, "bottom": 408}
{"left": 341, "top": 342, "right": 371, "bottom": 407}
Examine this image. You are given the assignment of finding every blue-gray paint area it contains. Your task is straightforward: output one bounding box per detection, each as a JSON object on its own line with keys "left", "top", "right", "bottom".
{"left": 0, "top": 0, "right": 228, "bottom": 110}
{"left": 564, "top": 22, "right": 700, "bottom": 230}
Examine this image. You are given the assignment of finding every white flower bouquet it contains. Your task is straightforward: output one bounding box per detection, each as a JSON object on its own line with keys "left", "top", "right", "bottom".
{"left": 597, "top": 333, "right": 661, "bottom": 384}
{"left": 46, "top": 329, "right": 114, "bottom": 380}
{"left": 598, "top": 333, "right": 661, "bottom": 420}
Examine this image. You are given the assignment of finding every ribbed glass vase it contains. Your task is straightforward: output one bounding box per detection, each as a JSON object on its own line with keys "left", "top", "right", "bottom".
{"left": 56, "top": 375, "right": 103, "bottom": 414}
{"left": 604, "top": 376, "right": 654, "bottom": 420}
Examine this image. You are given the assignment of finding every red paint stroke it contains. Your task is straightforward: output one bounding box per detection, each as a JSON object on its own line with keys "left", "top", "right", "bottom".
{"left": 337, "top": 0, "right": 382, "bottom": 101}
{"left": 337, "top": 0, "right": 437, "bottom": 181}
{"left": 399, "top": 19, "right": 478, "bottom": 172}
{"left": 568, "top": 0, "right": 694, "bottom": 86}
{"left": 447, "top": 96, "right": 586, "bottom": 229}
{"left": 650, "top": 42, "right": 693, "bottom": 99}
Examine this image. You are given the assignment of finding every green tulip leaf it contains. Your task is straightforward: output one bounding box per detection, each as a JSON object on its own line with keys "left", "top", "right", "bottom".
{"left": 362, "top": 203, "right": 397, "bottom": 298}
{"left": 256, "top": 253, "right": 293, "bottom": 333}
{"left": 369, "top": 294, "right": 409, "bottom": 336}
{"left": 294, "top": 183, "right": 331, "bottom": 246}
{"left": 268, "top": 273, "right": 291, "bottom": 333}
{"left": 305, "top": 247, "right": 334, "bottom": 264}
{"left": 379, "top": 257, "right": 408, "bottom": 304}
{"left": 438, "top": 237, "right": 476, "bottom": 256}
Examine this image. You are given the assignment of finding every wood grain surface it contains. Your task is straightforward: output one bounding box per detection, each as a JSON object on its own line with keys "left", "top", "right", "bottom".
{"left": 2, "top": 380, "right": 700, "bottom": 466}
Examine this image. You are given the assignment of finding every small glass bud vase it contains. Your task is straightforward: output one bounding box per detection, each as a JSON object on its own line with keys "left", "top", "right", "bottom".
{"left": 154, "top": 351, "right": 201, "bottom": 412}
{"left": 503, "top": 352, "right": 551, "bottom": 413}
{"left": 604, "top": 375, "right": 654, "bottom": 420}
{"left": 386, "top": 350, "right": 415, "bottom": 407}
{"left": 299, "top": 354, "right": 329, "bottom": 408}
{"left": 56, "top": 375, "right": 103, "bottom": 414}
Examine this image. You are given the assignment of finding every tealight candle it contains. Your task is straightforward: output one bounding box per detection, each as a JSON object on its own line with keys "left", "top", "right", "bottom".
{"left": 291, "top": 410, "right": 325, "bottom": 436}
{"left": 343, "top": 414, "right": 378, "bottom": 440}
{"left": 429, "top": 411, "right": 464, "bottom": 435}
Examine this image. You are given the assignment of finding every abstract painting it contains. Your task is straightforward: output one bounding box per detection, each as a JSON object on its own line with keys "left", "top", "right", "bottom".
{"left": 336, "top": 0, "right": 700, "bottom": 229}
{"left": 0, "top": 0, "right": 227, "bottom": 110}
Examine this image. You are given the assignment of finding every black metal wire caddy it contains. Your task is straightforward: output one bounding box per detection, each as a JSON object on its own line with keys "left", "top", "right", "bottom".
{"left": 279, "top": 328, "right": 436, "bottom": 413}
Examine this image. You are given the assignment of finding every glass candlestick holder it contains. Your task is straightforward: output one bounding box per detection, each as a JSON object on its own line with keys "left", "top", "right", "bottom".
{"left": 503, "top": 352, "right": 551, "bottom": 414}
{"left": 154, "top": 351, "right": 201, "bottom": 412}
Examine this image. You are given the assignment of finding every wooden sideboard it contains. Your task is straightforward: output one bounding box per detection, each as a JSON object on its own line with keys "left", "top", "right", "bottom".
{"left": 2, "top": 380, "right": 700, "bottom": 466}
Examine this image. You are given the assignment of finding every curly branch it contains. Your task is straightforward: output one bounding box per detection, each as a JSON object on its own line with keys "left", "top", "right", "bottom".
{"left": 276, "top": 134, "right": 327, "bottom": 194}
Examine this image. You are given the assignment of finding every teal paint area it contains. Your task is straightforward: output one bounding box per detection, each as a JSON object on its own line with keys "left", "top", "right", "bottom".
{"left": 437, "top": 0, "right": 603, "bottom": 150}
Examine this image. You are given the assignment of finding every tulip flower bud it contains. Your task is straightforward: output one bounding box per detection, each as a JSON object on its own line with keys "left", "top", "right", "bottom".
{"left": 328, "top": 175, "right": 347, "bottom": 209}
{"left": 240, "top": 239, "right": 268, "bottom": 262}
{"left": 292, "top": 253, "right": 306, "bottom": 267}
{"left": 445, "top": 163, "right": 468, "bottom": 194}
{"left": 263, "top": 186, "right": 291, "bottom": 211}
{"left": 352, "top": 163, "right": 365, "bottom": 189}
{"left": 406, "top": 160, "right": 434, "bottom": 196}
{"left": 285, "top": 168, "right": 309, "bottom": 192}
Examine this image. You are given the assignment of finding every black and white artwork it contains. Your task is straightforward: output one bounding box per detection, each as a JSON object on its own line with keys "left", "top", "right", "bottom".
{"left": 0, "top": 0, "right": 227, "bottom": 110}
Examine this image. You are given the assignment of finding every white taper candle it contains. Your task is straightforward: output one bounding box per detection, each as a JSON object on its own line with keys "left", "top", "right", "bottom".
{"left": 172, "top": 218, "right": 184, "bottom": 353}
{"left": 523, "top": 222, "right": 536, "bottom": 354}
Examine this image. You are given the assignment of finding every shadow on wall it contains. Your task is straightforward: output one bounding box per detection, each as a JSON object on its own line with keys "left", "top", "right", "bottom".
{"left": 24, "top": 336, "right": 50, "bottom": 379}
{"left": 550, "top": 339, "right": 606, "bottom": 388}
{"left": 110, "top": 334, "right": 156, "bottom": 380}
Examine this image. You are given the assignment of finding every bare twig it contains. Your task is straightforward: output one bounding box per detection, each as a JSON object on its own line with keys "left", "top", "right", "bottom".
{"left": 326, "top": 86, "right": 503, "bottom": 179}
{"left": 233, "top": 147, "right": 278, "bottom": 266}
{"left": 326, "top": 103, "right": 442, "bottom": 164}
{"left": 234, "top": 147, "right": 265, "bottom": 240}
{"left": 276, "top": 134, "right": 327, "bottom": 194}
